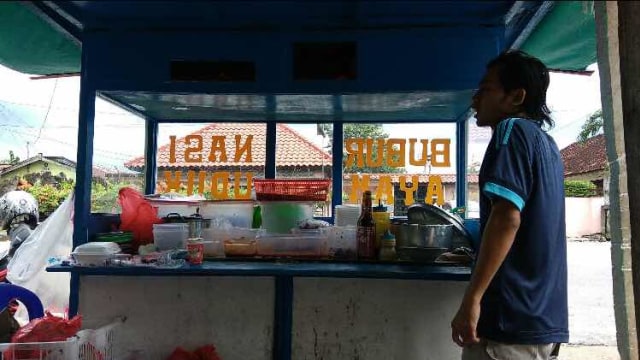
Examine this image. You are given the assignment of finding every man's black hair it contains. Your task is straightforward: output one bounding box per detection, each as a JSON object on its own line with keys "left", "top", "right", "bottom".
{"left": 487, "top": 50, "right": 554, "bottom": 129}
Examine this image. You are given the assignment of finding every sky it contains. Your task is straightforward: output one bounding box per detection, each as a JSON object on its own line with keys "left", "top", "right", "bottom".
{"left": 0, "top": 63, "right": 602, "bottom": 173}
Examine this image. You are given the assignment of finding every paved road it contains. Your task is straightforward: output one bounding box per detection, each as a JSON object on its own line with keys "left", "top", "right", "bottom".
{"left": 567, "top": 240, "right": 617, "bottom": 346}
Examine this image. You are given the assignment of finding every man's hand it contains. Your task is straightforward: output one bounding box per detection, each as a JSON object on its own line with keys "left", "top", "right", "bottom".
{"left": 451, "top": 298, "right": 481, "bottom": 347}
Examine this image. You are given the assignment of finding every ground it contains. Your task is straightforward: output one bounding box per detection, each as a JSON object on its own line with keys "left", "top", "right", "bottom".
{"left": 563, "top": 240, "right": 620, "bottom": 360}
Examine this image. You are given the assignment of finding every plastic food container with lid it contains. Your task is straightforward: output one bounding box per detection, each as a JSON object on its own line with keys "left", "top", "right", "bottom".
{"left": 153, "top": 223, "right": 188, "bottom": 251}
{"left": 72, "top": 242, "right": 121, "bottom": 266}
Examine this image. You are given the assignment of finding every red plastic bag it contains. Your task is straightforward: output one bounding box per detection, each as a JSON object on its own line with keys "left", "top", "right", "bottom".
{"left": 118, "top": 187, "right": 163, "bottom": 250}
{"left": 4, "top": 312, "right": 82, "bottom": 359}
{"left": 167, "top": 345, "right": 222, "bottom": 360}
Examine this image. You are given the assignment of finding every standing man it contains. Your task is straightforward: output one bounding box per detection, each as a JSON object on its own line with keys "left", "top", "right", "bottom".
{"left": 451, "top": 51, "right": 568, "bottom": 359}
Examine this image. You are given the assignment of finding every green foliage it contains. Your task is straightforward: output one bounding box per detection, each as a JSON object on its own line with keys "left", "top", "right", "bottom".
{"left": 1, "top": 150, "right": 20, "bottom": 165}
{"left": 577, "top": 109, "right": 603, "bottom": 143}
{"left": 564, "top": 180, "right": 597, "bottom": 197}
{"left": 26, "top": 180, "right": 73, "bottom": 217}
{"left": 319, "top": 123, "right": 405, "bottom": 174}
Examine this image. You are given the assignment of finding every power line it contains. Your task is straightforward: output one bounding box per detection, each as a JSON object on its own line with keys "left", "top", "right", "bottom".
{"left": 33, "top": 79, "right": 58, "bottom": 146}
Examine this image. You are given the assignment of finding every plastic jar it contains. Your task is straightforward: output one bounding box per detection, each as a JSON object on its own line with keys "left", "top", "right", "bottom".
{"left": 372, "top": 201, "right": 390, "bottom": 251}
{"left": 378, "top": 230, "right": 396, "bottom": 262}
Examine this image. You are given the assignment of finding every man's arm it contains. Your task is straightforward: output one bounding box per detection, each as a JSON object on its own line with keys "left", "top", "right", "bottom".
{"left": 451, "top": 198, "right": 521, "bottom": 347}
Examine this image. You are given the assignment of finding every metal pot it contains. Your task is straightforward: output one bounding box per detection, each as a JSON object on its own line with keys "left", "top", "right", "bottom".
{"left": 162, "top": 213, "right": 187, "bottom": 224}
{"left": 184, "top": 209, "right": 212, "bottom": 238}
{"left": 396, "top": 224, "right": 454, "bottom": 249}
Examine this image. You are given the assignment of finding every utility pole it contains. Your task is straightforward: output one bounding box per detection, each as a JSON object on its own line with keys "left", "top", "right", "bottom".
{"left": 26, "top": 141, "right": 30, "bottom": 159}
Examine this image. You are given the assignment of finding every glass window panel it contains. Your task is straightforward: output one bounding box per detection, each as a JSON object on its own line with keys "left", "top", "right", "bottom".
{"left": 91, "top": 99, "right": 145, "bottom": 213}
{"left": 276, "top": 123, "right": 332, "bottom": 217}
{"left": 466, "top": 117, "right": 492, "bottom": 218}
{"left": 341, "top": 122, "right": 457, "bottom": 217}
{"left": 156, "top": 122, "right": 265, "bottom": 200}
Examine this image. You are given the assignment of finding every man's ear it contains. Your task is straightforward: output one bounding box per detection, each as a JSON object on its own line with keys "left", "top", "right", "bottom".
{"left": 510, "top": 88, "right": 526, "bottom": 107}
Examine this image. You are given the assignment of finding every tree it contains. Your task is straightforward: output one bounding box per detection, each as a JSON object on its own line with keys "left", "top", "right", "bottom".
{"left": 1, "top": 150, "right": 20, "bottom": 165}
{"left": 577, "top": 109, "right": 603, "bottom": 143}
{"left": 319, "top": 123, "right": 405, "bottom": 173}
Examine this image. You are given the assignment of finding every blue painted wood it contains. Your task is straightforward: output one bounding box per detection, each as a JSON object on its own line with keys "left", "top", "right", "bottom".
{"left": 265, "top": 96, "right": 276, "bottom": 179}
{"left": 46, "top": 262, "right": 471, "bottom": 280}
{"left": 83, "top": 28, "right": 500, "bottom": 94}
{"left": 331, "top": 96, "right": 344, "bottom": 212}
{"left": 73, "top": 54, "right": 95, "bottom": 249}
{"left": 70, "top": 41, "right": 96, "bottom": 318}
{"left": 456, "top": 120, "right": 467, "bottom": 210}
{"left": 144, "top": 119, "right": 158, "bottom": 194}
{"left": 49, "top": 1, "right": 513, "bottom": 31}
{"left": 69, "top": 273, "right": 80, "bottom": 317}
{"left": 26, "top": 2, "right": 82, "bottom": 44}
{"left": 273, "top": 276, "right": 293, "bottom": 360}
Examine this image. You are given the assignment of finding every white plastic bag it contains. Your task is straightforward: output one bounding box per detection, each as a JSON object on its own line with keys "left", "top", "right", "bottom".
{"left": 7, "top": 191, "right": 74, "bottom": 318}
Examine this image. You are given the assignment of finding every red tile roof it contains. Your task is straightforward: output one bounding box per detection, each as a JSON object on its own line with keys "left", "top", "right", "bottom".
{"left": 126, "top": 123, "right": 331, "bottom": 169}
{"left": 560, "top": 134, "right": 607, "bottom": 176}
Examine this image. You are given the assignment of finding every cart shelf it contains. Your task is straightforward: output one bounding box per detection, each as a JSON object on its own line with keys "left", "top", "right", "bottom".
{"left": 47, "top": 261, "right": 471, "bottom": 280}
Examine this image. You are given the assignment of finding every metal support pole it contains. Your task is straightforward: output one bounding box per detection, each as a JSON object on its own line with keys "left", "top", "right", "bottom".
{"left": 272, "top": 276, "right": 293, "bottom": 360}
{"left": 456, "top": 119, "right": 467, "bottom": 210}
{"left": 144, "top": 118, "right": 159, "bottom": 194}
{"left": 265, "top": 95, "right": 277, "bottom": 179}
{"left": 70, "top": 47, "right": 96, "bottom": 317}
{"left": 331, "top": 95, "right": 344, "bottom": 213}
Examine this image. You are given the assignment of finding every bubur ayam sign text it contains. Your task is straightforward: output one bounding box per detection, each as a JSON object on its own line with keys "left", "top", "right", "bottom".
{"left": 161, "top": 134, "right": 449, "bottom": 205}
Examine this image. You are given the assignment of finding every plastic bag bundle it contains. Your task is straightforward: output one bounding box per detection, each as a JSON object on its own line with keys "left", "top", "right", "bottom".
{"left": 7, "top": 193, "right": 75, "bottom": 319}
{"left": 118, "top": 187, "right": 163, "bottom": 250}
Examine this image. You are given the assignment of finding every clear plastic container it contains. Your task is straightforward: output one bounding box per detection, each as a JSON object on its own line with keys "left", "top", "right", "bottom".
{"left": 199, "top": 200, "right": 255, "bottom": 228}
{"left": 201, "top": 227, "right": 226, "bottom": 258}
{"left": 256, "top": 232, "right": 328, "bottom": 258}
{"left": 259, "top": 201, "right": 314, "bottom": 234}
{"left": 222, "top": 228, "right": 260, "bottom": 256}
{"left": 152, "top": 223, "right": 188, "bottom": 250}
{"left": 326, "top": 226, "right": 357, "bottom": 260}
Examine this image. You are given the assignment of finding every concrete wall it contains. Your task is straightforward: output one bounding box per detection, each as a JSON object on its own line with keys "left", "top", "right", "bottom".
{"left": 595, "top": 2, "right": 638, "bottom": 359}
{"left": 79, "top": 276, "right": 466, "bottom": 360}
{"left": 565, "top": 197, "right": 605, "bottom": 238}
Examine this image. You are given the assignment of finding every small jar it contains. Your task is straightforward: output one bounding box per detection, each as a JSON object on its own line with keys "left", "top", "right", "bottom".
{"left": 378, "top": 230, "right": 396, "bottom": 262}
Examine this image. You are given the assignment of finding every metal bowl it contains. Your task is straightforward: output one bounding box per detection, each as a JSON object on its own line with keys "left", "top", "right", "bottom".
{"left": 397, "top": 246, "right": 449, "bottom": 263}
{"left": 395, "top": 224, "right": 454, "bottom": 249}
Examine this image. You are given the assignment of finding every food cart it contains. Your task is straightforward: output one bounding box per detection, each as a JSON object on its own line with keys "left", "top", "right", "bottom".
{"left": 17, "top": 1, "right": 581, "bottom": 358}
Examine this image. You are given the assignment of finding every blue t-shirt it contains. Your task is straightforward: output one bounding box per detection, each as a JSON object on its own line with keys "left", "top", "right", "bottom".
{"left": 477, "top": 118, "right": 569, "bottom": 344}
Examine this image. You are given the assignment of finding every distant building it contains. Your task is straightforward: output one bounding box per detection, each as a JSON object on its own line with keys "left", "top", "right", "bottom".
{"left": 560, "top": 134, "right": 607, "bottom": 195}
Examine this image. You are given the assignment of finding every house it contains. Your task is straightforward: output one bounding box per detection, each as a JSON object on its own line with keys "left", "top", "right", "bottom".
{"left": 0, "top": 153, "right": 139, "bottom": 186}
{"left": 560, "top": 134, "right": 608, "bottom": 238}
{"left": 560, "top": 134, "right": 607, "bottom": 194}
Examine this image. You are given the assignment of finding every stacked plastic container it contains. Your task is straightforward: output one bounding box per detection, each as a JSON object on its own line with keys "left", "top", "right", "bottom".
{"left": 152, "top": 223, "right": 188, "bottom": 250}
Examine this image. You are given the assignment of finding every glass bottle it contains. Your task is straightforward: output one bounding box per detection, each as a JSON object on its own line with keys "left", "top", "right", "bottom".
{"left": 357, "top": 190, "right": 376, "bottom": 259}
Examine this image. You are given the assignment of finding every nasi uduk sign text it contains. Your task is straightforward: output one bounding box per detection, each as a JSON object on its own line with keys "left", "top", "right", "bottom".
{"left": 160, "top": 134, "right": 449, "bottom": 205}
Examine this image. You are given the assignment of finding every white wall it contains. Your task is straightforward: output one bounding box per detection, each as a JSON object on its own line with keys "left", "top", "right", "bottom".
{"left": 79, "top": 276, "right": 467, "bottom": 360}
{"left": 565, "top": 197, "right": 605, "bottom": 238}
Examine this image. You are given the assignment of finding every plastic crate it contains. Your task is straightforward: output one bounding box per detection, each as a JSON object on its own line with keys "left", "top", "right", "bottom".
{"left": 253, "top": 179, "right": 331, "bottom": 201}
{"left": 0, "top": 317, "right": 123, "bottom": 360}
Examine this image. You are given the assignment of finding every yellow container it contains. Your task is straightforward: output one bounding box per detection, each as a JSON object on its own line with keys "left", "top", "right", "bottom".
{"left": 372, "top": 203, "right": 390, "bottom": 250}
